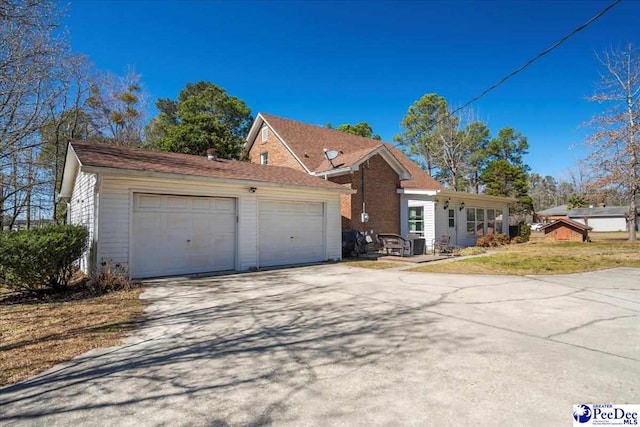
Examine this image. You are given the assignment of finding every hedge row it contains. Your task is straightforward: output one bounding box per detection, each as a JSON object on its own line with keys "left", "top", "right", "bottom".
{"left": 0, "top": 225, "right": 89, "bottom": 292}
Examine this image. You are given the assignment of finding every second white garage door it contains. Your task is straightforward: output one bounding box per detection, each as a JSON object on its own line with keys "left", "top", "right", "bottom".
{"left": 131, "top": 194, "right": 236, "bottom": 278}
{"left": 258, "top": 200, "right": 325, "bottom": 267}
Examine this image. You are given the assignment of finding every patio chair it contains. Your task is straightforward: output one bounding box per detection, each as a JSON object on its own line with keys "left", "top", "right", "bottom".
{"left": 377, "top": 233, "right": 412, "bottom": 257}
{"left": 432, "top": 234, "right": 453, "bottom": 255}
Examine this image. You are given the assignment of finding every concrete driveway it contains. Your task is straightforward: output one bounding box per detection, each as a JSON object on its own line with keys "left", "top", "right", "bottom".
{"left": 1, "top": 265, "right": 639, "bottom": 426}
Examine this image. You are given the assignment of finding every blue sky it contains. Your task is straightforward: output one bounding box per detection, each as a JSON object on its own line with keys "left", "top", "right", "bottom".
{"left": 62, "top": 0, "right": 639, "bottom": 178}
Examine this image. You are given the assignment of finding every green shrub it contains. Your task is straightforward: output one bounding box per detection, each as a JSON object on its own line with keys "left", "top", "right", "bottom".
{"left": 90, "top": 259, "right": 133, "bottom": 294}
{"left": 519, "top": 224, "right": 531, "bottom": 242}
{"left": 0, "top": 225, "right": 89, "bottom": 292}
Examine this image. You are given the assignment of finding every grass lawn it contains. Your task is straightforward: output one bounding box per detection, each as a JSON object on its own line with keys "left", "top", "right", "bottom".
{"left": 342, "top": 260, "right": 408, "bottom": 269}
{"left": 409, "top": 232, "right": 640, "bottom": 275}
{"left": 0, "top": 286, "right": 144, "bottom": 386}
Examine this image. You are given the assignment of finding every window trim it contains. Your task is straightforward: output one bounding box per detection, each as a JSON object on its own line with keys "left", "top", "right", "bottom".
{"left": 261, "top": 127, "right": 268, "bottom": 142}
{"left": 408, "top": 206, "right": 425, "bottom": 237}
{"left": 260, "top": 151, "right": 268, "bottom": 165}
{"left": 466, "top": 207, "right": 486, "bottom": 236}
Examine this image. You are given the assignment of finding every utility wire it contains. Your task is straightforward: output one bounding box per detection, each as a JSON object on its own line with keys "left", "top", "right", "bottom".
{"left": 447, "top": 0, "right": 623, "bottom": 118}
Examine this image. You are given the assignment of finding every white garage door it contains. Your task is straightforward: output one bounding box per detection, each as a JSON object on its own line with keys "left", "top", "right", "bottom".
{"left": 258, "top": 200, "right": 325, "bottom": 267}
{"left": 131, "top": 194, "right": 236, "bottom": 278}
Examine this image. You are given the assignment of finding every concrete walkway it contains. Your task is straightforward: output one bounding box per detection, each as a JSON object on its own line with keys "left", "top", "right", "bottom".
{"left": 1, "top": 265, "right": 638, "bottom": 426}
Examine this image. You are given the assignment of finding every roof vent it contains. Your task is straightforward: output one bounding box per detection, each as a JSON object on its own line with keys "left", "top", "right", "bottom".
{"left": 206, "top": 148, "right": 217, "bottom": 160}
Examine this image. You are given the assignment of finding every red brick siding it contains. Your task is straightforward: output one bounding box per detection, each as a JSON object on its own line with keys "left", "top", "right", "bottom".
{"left": 329, "top": 154, "right": 400, "bottom": 235}
{"left": 247, "top": 126, "right": 306, "bottom": 172}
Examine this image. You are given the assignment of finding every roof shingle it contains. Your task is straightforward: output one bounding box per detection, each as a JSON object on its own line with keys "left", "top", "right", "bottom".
{"left": 70, "top": 141, "right": 346, "bottom": 190}
{"left": 259, "top": 113, "right": 443, "bottom": 190}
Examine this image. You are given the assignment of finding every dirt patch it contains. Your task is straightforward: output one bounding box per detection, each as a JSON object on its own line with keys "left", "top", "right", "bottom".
{"left": 0, "top": 287, "right": 145, "bottom": 386}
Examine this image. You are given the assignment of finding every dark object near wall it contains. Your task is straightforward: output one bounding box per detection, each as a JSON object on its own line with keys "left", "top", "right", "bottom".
{"left": 342, "top": 230, "right": 367, "bottom": 257}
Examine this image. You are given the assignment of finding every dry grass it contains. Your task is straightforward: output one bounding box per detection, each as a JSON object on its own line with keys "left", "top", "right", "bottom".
{"left": 0, "top": 287, "right": 144, "bottom": 386}
{"left": 342, "top": 260, "right": 408, "bottom": 269}
{"left": 410, "top": 232, "right": 640, "bottom": 275}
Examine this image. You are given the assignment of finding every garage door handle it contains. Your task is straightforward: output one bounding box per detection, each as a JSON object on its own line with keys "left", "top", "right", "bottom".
{"left": 290, "top": 236, "right": 294, "bottom": 239}
{"left": 186, "top": 239, "right": 191, "bottom": 242}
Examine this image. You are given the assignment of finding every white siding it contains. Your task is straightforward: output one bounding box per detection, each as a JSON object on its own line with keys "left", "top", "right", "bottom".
{"left": 400, "top": 195, "right": 436, "bottom": 250}
{"left": 96, "top": 175, "right": 342, "bottom": 276}
{"left": 401, "top": 194, "right": 510, "bottom": 249}
{"left": 68, "top": 170, "right": 97, "bottom": 273}
{"left": 457, "top": 202, "right": 509, "bottom": 247}
{"left": 571, "top": 217, "right": 627, "bottom": 232}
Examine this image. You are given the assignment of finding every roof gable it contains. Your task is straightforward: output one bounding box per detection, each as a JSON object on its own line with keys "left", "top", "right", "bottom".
{"left": 61, "top": 141, "right": 349, "bottom": 196}
{"left": 246, "top": 113, "right": 443, "bottom": 191}
{"left": 541, "top": 218, "right": 592, "bottom": 232}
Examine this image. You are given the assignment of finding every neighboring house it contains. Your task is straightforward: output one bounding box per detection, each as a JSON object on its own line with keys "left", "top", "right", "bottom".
{"left": 60, "top": 141, "right": 352, "bottom": 278}
{"left": 541, "top": 218, "right": 592, "bottom": 242}
{"left": 538, "top": 204, "right": 638, "bottom": 232}
{"left": 568, "top": 206, "right": 639, "bottom": 232}
{"left": 245, "top": 113, "right": 514, "bottom": 249}
{"left": 536, "top": 204, "right": 568, "bottom": 223}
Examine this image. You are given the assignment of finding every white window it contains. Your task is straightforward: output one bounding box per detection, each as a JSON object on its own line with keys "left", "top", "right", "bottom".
{"left": 260, "top": 152, "right": 268, "bottom": 165}
{"left": 487, "top": 209, "right": 496, "bottom": 235}
{"left": 466, "top": 208, "right": 486, "bottom": 236}
{"left": 261, "top": 127, "right": 268, "bottom": 142}
{"left": 448, "top": 209, "right": 455, "bottom": 228}
{"left": 495, "top": 210, "right": 504, "bottom": 234}
{"left": 408, "top": 206, "right": 424, "bottom": 237}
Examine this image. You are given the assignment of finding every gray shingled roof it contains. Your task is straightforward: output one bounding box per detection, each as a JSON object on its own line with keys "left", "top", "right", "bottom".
{"left": 537, "top": 204, "right": 568, "bottom": 216}
{"left": 568, "top": 206, "right": 630, "bottom": 217}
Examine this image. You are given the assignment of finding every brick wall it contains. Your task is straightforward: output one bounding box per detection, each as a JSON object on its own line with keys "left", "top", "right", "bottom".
{"left": 247, "top": 126, "right": 306, "bottom": 172}
{"left": 248, "top": 129, "right": 401, "bottom": 236}
{"left": 330, "top": 154, "right": 400, "bottom": 235}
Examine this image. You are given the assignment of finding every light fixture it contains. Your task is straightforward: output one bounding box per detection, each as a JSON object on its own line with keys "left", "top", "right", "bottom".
{"left": 443, "top": 200, "right": 449, "bottom": 210}
{"left": 459, "top": 202, "right": 465, "bottom": 211}
{"left": 248, "top": 187, "right": 257, "bottom": 193}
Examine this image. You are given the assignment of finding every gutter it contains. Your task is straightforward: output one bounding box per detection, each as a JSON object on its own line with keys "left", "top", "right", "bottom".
{"left": 80, "top": 165, "right": 356, "bottom": 195}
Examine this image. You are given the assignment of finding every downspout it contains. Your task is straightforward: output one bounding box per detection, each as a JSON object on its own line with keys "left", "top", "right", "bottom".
{"left": 361, "top": 165, "right": 365, "bottom": 230}
{"left": 91, "top": 173, "right": 102, "bottom": 277}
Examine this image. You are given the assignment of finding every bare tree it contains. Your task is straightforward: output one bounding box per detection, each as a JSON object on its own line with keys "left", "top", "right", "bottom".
{"left": 585, "top": 43, "right": 639, "bottom": 241}
{"left": 39, "top": 55, "right": 95, "bottom": 221}
{"left": 0, "top": 0, "right": 70, "bottom": 223}
{"left": 86, "top": 68, "right": 147, "bottom": 146}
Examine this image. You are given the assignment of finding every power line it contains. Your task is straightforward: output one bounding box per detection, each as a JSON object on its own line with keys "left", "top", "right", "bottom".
{"left": 448, "top": 0, "right": 623, "bottom": 117}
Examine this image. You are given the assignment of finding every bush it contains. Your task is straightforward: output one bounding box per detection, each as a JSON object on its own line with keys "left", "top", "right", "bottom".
{"left": 493, "top": 233, "right": 511, "bottom": 245}
{"left": 519, "top": 224, "right": 531, "bottom": 242}
{"left": 89, "top": 259, "right": 133, "bottom": 294}
{"left": 476, "top": 236, "right": 490, "bottom": 247}
{"left": 512, "top": 236, "right": 525, "bottom": 244}
{"left": 0, "top": 225, "right": 89, "bottom": 292}
{"left": 476, "top": 233, "right": 510, "bottom": 248}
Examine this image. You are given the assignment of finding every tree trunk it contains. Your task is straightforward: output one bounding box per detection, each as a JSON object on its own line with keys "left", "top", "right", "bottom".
{"left": 629, "top": 193, "right": 638, "bottom": 241}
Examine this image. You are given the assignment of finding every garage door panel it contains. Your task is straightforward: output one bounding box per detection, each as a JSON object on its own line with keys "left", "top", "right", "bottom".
{"left": 137, "top": 194, "right": 162, "bottom": 210}
{"left": 258, "top": 200, "right": 325, "bottom": 267}
{"left": 132, "top": 194, "right": 236, "bottom": 278}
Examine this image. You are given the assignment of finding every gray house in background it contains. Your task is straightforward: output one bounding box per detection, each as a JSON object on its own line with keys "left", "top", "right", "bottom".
{"left": 568, "top": 206, "right": 638, "bottom": 232}
{"left": 537, "top": 205, "right": 638, "bottom": 232}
